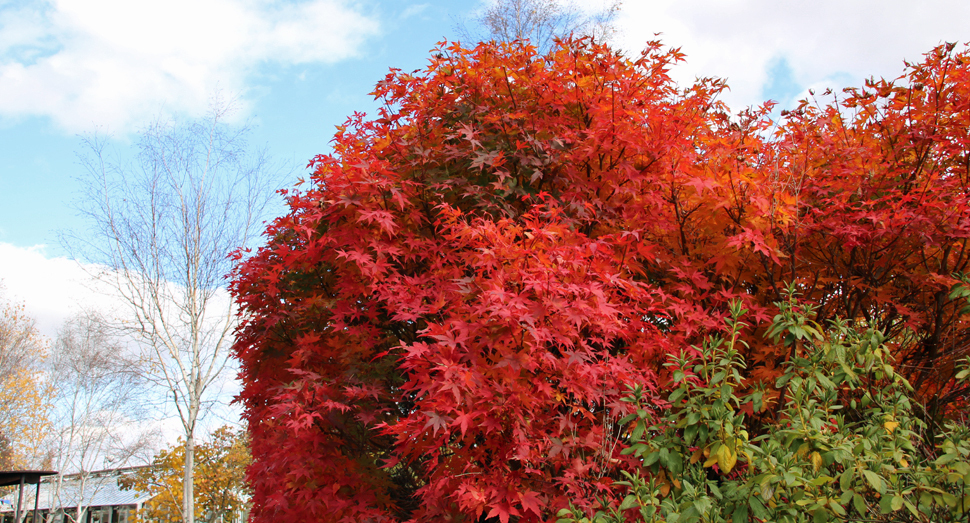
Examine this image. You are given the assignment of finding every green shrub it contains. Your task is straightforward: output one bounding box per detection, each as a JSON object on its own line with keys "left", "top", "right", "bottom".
{"left": 559, "top": 291, "right": 970, "bottom": 522}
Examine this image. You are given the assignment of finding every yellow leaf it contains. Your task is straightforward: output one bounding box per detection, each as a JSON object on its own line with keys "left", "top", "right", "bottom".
{"left": 884, "top": 421, "right": 899, "bottom": 433}
{"left": 718, "top": 445, "right": 737, "bottom": 473}
{"left": 811, "top": 451, "right": 822, "bottom": 473}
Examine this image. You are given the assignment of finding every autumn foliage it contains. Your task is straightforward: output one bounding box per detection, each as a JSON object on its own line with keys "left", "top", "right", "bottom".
{"left": 0, "top": 294, "right": 51, "bottom": 468}
{"left": 230, "top": 38, "right": 970, "bottom": 522}
{"left": 122, "top": 426, "right": 251, "bottom": 523}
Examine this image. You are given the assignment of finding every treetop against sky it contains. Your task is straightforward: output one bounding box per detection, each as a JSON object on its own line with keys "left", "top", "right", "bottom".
{"left": 1, "top": 0, "right": 969, "bottom": 337}
{"left": 229, "top": 37, "right": 970, "bottom": 521}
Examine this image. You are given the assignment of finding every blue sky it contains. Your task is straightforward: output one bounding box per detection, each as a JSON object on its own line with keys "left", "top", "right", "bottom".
{"left": 0, "top": 0, "right": 466, "bottom": 250}
{"left": 2, "top": 0, "right": 970, "bottom": 337}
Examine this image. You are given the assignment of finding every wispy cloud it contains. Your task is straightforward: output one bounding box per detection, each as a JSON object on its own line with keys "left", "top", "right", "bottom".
{"left": 400, "top": 3, "right": 430, "bottom": 19}
{"left": 0, "top": 0, "right": 380, "bottom": 133}
{"left": 610, "top": 0, "right": 970, "bottom": 110}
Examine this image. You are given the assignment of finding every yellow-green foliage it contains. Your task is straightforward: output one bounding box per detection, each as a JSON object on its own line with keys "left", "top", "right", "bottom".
{"left": 560, "top": 291, "right": 970, "bottom": 523}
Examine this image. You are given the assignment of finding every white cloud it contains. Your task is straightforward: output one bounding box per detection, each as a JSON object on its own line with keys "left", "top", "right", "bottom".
{"left": 609, "top": 0, "right": 970, "bottom": 110}
{"left": 0, "top": 242, "right": 244, "bottom": 443}
{"left": 0, "top": 242, "right": 118, "bottom": 339}
{"left": 0, "top": 0, "right": 380, "bottom": 132}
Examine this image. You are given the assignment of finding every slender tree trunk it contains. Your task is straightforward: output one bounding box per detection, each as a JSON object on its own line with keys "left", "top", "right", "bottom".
{"left": 184, "top": 434, "right": 195, "bottom": 523}
{"left": 76, "top": 472, "right": 86, "bottom": 523}
{"left": 70, "top": 100, "right": 281, "bottom": 523}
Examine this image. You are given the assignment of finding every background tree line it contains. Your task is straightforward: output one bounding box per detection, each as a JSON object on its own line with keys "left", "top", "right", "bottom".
{"left": 0, "top": 289, "right": 252, "bottom": 523}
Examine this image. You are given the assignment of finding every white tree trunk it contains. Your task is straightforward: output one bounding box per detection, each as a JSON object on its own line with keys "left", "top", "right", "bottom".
{"left": 68, "top": 97, "right": 283, "bottom": 523}
{"left": 184, "top": 434, "right": 195, "bottom": 523}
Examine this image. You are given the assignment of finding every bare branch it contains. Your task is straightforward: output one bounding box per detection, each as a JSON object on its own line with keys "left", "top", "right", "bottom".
{"left": 65, "top": 98, "right": 286, "bottom": 523}
{"left": 458, "top": 0, "right": 622, "bottom": 53}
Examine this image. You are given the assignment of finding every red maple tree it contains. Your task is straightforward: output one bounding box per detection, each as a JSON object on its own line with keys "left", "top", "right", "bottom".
{"left": 230, "top": 38, "right": 970, "bottom": 522}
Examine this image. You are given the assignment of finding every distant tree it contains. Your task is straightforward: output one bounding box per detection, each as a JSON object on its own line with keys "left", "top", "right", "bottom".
{"left": 121, "top": 426, "right": 251, "bottom": 523}
{"left": 70, "top": 98, "right": 281, "bottom": 523}
{"left": 46, "top": 310, "right": 156, "bottom": 523}
{"left": 0, "top": 291, "right": 52, "bottom": 468}
{"left": 460, "top": 0, "right": 621, "bottom": 52}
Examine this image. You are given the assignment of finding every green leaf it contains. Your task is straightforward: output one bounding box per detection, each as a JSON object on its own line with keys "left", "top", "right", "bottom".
{"left": 752, "top": 391, "right": 764, "bottom": 413}
{"left": 668, "top": 450, "right": 684, "bottom": 475}
{"left": 853, "top": 493, "right": 866, "bottom": 514}
{"left": 941, "top": 492, "right": 958, "bottom": 507}
{"left": 692, "top": 498, "right": 712, "bottom": 516}
{"left": 816, "top": 372, "right": 835, "bottom": 390}
{"left": 761, "top": 482, "right": 775, "bottom": 502}
{"left": 669, "top": 387, "right": 686, "bottom": 403}
{"left": 776, "top": 374, "right": 791, "bottom": 388}
{"left": 862, "top": 470, "right": 884, "bottom": 493}
{"left": 839, "top": 468, "right": 853, "bottom": 492}
{"left": 935, "top": 452, "right": 957, "bottom": 466}
{"left": 904, "top": 499, "right": 920, "bottom": 518}
{"left": 829, "top": 500, "right": 846, "bottom": 516}
{"left": 890, "top": 495, "right": 903, "bottom": 511}
{"left": 731, "top": 503, "right": 748, "bottom": 523}
{"left": 631, "top": 422, "right": 645, "bottom": 442}
{"left": 618, "top": 495, "right": 638, "bottom": 511}
{"left": 620, "top": 442, "right": 648, "bottom": 456}
{"left": 750, "top": 496, "right": 770, "bottom": 520}
{"left": 810, "top": 475, "right": 834, "bottom": 486}
{"left": 879, "top": 494, "right": 893, "bottom": 514}
{"left": 684, "top": 424, "right": 698, "bottom": 445}
{"left": 711, "top": 370, "right": 725, "bottom": 384}
{"left": 782, "top": 471, "right": 796, "bottom": 486}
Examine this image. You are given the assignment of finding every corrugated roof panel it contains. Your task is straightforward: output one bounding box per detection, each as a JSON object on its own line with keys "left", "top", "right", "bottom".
{"left": 0, "top": 469, "right": 149, "bottom": 512}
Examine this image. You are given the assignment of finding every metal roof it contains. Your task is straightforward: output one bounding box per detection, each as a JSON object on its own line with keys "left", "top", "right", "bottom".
{"left": 0, "top": 471, "right": 57, "bottom": 487}
{"left": 0, "top": 469, "right": 148, "bottom": 512}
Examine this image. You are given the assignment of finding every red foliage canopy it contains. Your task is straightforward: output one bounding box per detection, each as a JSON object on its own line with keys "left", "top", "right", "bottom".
{"left": 230, "top": 39, "right": 970, "bottom": 522}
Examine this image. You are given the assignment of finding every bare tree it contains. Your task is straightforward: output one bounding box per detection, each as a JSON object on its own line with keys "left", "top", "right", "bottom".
{"left": 68, "top": 100, "right": 282, "bottom": 523}
{"left": 460, "top": 0, "right": 622, "bottom": 53}
{"left": 45, "top": 310, "right": 156, "bottom": 523}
